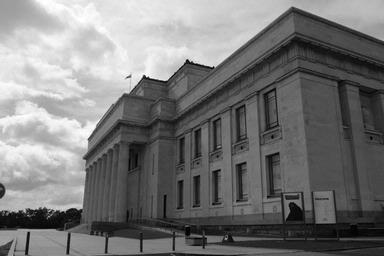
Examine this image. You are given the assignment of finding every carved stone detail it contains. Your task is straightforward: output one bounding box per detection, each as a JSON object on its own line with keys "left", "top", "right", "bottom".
{"left": 232, "top": 139, "right": 249, "bottom": 155}
{"left": 209, "top": 149, "right": 223, "bottom": 162}
{"left": 365, "top": 129, "right": 384, "bottom": 144}
{"left": 176, "top": 163, "right": 185, "bottom": 173}
{"left": 191, "top": 157, "right": 202, "bottom": 169}
{"left": 261, "top": 126, "right": 282, "bottom": 144}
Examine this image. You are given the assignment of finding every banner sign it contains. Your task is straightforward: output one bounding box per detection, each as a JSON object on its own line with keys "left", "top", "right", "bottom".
{"left": 312, "top": 190, "right": 336, "bottom": 224}
{"left": 281, "top": 192, "right": 304, "bottom": 223}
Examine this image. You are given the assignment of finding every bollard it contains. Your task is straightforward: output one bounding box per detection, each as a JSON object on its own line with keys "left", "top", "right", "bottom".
{"left": 66, "top": 232, "right": 71, "bottom": 255}
{"left": 172, "top": 231, "right": 175, "bottom": 251}
{"left": 139, "top": 232, "right": 143, "bottom": 252}
{"left": 25, "top": 231, "right": 30, "bottom": 255}
{"left": 104, "top": 234, "right": 109, "bottom": 254}
{"left": 202, "top": 230, "right": 205, "bottom": 249}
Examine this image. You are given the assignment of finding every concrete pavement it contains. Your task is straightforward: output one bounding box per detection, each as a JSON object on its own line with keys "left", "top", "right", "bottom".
{"left": 9, "top": 229, "right": 384, "bottom": 256}
{"left": 12, "top": 229, "right": 296, "bottom": 256}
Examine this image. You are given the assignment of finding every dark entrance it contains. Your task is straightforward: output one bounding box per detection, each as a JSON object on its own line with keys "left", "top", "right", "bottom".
{"left": 163, "top": 194, "right": 167, "bottom": 218}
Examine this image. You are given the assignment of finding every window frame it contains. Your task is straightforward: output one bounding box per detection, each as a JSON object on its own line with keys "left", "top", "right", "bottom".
{"left": 176, "top": 180, "right": 184, "bottom": 209}
{"left": 178, "top": 137, "right": 185, "bottom": 164}
{"left": 212, "top": 118, "right": 222, "bottom": 150}
{"left": 267, "top": 153, "right": 282, "bottom": 197}
{"left": 192, "top": 175, "right": 201, "bottom": 207}
{"left": 264, "top": 89, "right": 279, "bottom": 130}
{"left": 194, "top": 128, "right": 202, "bottom": 158}
{"left": 235, "top": 105, "right": 247, "bottom": 141}
{"left": 236, "top": 162, "right": 248, "bottom": 201}
{"left": 212, "top": 170, "right": 222, "bottom": 205}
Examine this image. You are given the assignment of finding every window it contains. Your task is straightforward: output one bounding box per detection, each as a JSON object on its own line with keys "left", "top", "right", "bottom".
{"left": 129, "top": 149, "right": 139, "bottom": 170}
{"left": 360, "top": 93, "right": 376, "bottom": 130}
{"left": 212, "top": 170, "right": 222, "bottom": 205}
{"left": 267, "top": 153, "right": 282, "bottom": 197}
{"left": 265, "top": 89, "right": 278, "bottom": 129}
{"left": 213, "top": 119, "right": 222, "bottom": 150}
{"left": 236, "top": 163, "right": 248, "bottom": 201}
{"left": 193, "top": 175, "right": 200, "bottom": 207}
{"left": 178, "top": 137, "right": 185, "bottom": 164}
{"left": 236, "top": 106, "right": 247, "bottom": 141}
{"left": 194, "top": 129, "right": 202, "bottom": 158}
{"left": 177, "top": 180, "right": 184, "bottom": 209}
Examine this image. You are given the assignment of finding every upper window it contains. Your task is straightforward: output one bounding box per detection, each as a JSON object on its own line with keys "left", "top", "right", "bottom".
{"left": 236, "top": 162, "right": 248, "bottom": 201}
{"left": 129, "top": 149, "right": 139, "bottom": 170}
{"left": 267, "top": 153, "right": 282, "bottom": 197}
{"left": 212, "top": 170, "right": 222, "bottom": 205}
{"left": 213, "top": 118, "right": 222, "bottom": 150}
{"left": 178, "top": 137, "right": 185, "bottom": 164}
{"left": 194, "top": 129, "right": 202, "bottom": 158}
{"left": 265, "top": 89, "right": 279, "bottom": 129}
{"left": 193, "top": 175, "right": 201, "bottom": 207}
{"left": 360, "top": 93, "right": 376, "bottom": 130}
{"left": 236, "top": 106, "right": 247, "bottom": 141}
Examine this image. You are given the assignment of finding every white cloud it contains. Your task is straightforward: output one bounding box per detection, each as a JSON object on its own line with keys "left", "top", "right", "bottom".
{"left": 1, "top": 0, "right": 384, "bottom": 211}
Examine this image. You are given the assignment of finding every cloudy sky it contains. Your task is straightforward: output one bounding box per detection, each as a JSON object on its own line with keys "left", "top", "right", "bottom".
{"left": 1, "top": 0, "right": 383, "bottom": 211}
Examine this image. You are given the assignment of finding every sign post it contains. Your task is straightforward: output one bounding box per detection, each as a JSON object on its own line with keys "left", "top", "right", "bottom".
{"left": 281, "top": 192, "right": 306, "bottom": 240}
{"left": 312, "top": 190, "right": 338, "bottom": 240}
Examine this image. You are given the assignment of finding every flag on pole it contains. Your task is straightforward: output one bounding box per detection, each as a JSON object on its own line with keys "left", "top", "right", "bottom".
{"left": 125, "top": 74, "right": 132, "bottom": 79}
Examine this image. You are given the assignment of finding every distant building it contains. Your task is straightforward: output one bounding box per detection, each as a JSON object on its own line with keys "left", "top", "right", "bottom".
{"left": 82, "top": 8, "right": 384, "bottom": 225}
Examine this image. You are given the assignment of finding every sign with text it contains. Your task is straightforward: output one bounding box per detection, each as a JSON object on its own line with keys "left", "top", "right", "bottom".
{"left": 312, "top": 190, "right": 336, "bottom": 224}
{"left": 281, "top": 192, "right": 304, "bottom": 223}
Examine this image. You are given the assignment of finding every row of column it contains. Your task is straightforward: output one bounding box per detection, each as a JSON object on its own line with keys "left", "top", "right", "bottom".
{"left": 82, "top": 142, "right": 130, "bottom": 223}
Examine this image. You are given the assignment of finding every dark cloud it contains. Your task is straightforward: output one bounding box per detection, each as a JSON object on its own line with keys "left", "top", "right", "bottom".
{"left": 0, "top": 0, "right": 64, "bottom": 36}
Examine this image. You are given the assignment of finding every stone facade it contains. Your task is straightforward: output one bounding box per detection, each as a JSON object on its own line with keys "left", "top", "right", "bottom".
{"left": 82, "top": 8, "right": 384, "bottom": 225}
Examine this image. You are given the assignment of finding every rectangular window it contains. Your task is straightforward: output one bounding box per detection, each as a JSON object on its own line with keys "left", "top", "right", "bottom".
{"left": 236, "top": 106, "right": 247, "bottom": 141}
{"left": 265, "top": 89, "right": 278, "bottom": 129}
{"left": 267, "top": 153, "right": 282, "bottom": 197}
{"left": 178, "top": 137, "right": 185, "bottom": 164}
{"left": 177, "top": 180, "right": 184, "bottom": 209}
{"left": 193, "top": 175, "right": 200, "bottom": 207}
{"left": 129, "top": 149, "right": 139, "bottom": 170}
{"left": 360, "top": 93, "right": 376, "bottom": 130}
{"left": 212, "top": 170, "right": 222, "bottom": 205}
{"left": 236, "top": 163, "right": 248, "bottom": 201}
{"left": 194, "top": 129, "right": 202, "bottom": 158}
{"left": 213, "top": 119, "right": 222, "bottom": 150}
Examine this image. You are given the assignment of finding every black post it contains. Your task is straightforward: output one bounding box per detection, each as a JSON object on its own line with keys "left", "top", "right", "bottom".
{"left": 202, "top": 230, "right": 205, "bottom": 249}
{"left": 172, "top": 231, "right": 175, "bottom": 251}
{"left": 105, "top": 234, "right": 109, "bottom": 254}
{"left": 66, "top": 232, "right": 71, "bottom": 255}
{"left": 139, "top": 232, "right": 143, "bottom": 252}
{"left": 25, "top": 231, "right": 30, "bottom": 255}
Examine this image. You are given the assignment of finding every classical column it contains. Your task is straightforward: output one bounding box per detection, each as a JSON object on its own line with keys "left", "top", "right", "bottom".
{"left": 102, "top": 150, "right": 113, "bottom": 221}
{"left": 109, "top": 144, "right": 119, "bottom": 221}
{"left": 94, "top": 158, "right": 101, "bottom": 221}
{"left": 82, "top": 168, "right": 90, "bottom": 223}
{"left": 114, "top": 142, "right": 130, "bottom": 222}
{"left": 90, "top": 162, "right": 97, "bottom": 222}
{"left": 98, "top": 154, "right": 107, "bottom": 221}
{"left": 96, "top": 156, "right": 106, "bottom": 221}
{"left": 89, "top": 163, "right": 96, "bottom": 222}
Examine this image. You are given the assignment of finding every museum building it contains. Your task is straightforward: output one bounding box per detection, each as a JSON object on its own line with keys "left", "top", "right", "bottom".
{"left": 82, "top": 8, "right": 384, "bottom": 225}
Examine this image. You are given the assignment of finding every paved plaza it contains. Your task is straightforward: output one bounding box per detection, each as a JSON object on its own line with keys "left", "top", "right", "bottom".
{"left": 11, "top": 229, "right": 294, "bottom": 256}
{"left": 0, "top": 229, "right": 383, "bottom": 256}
